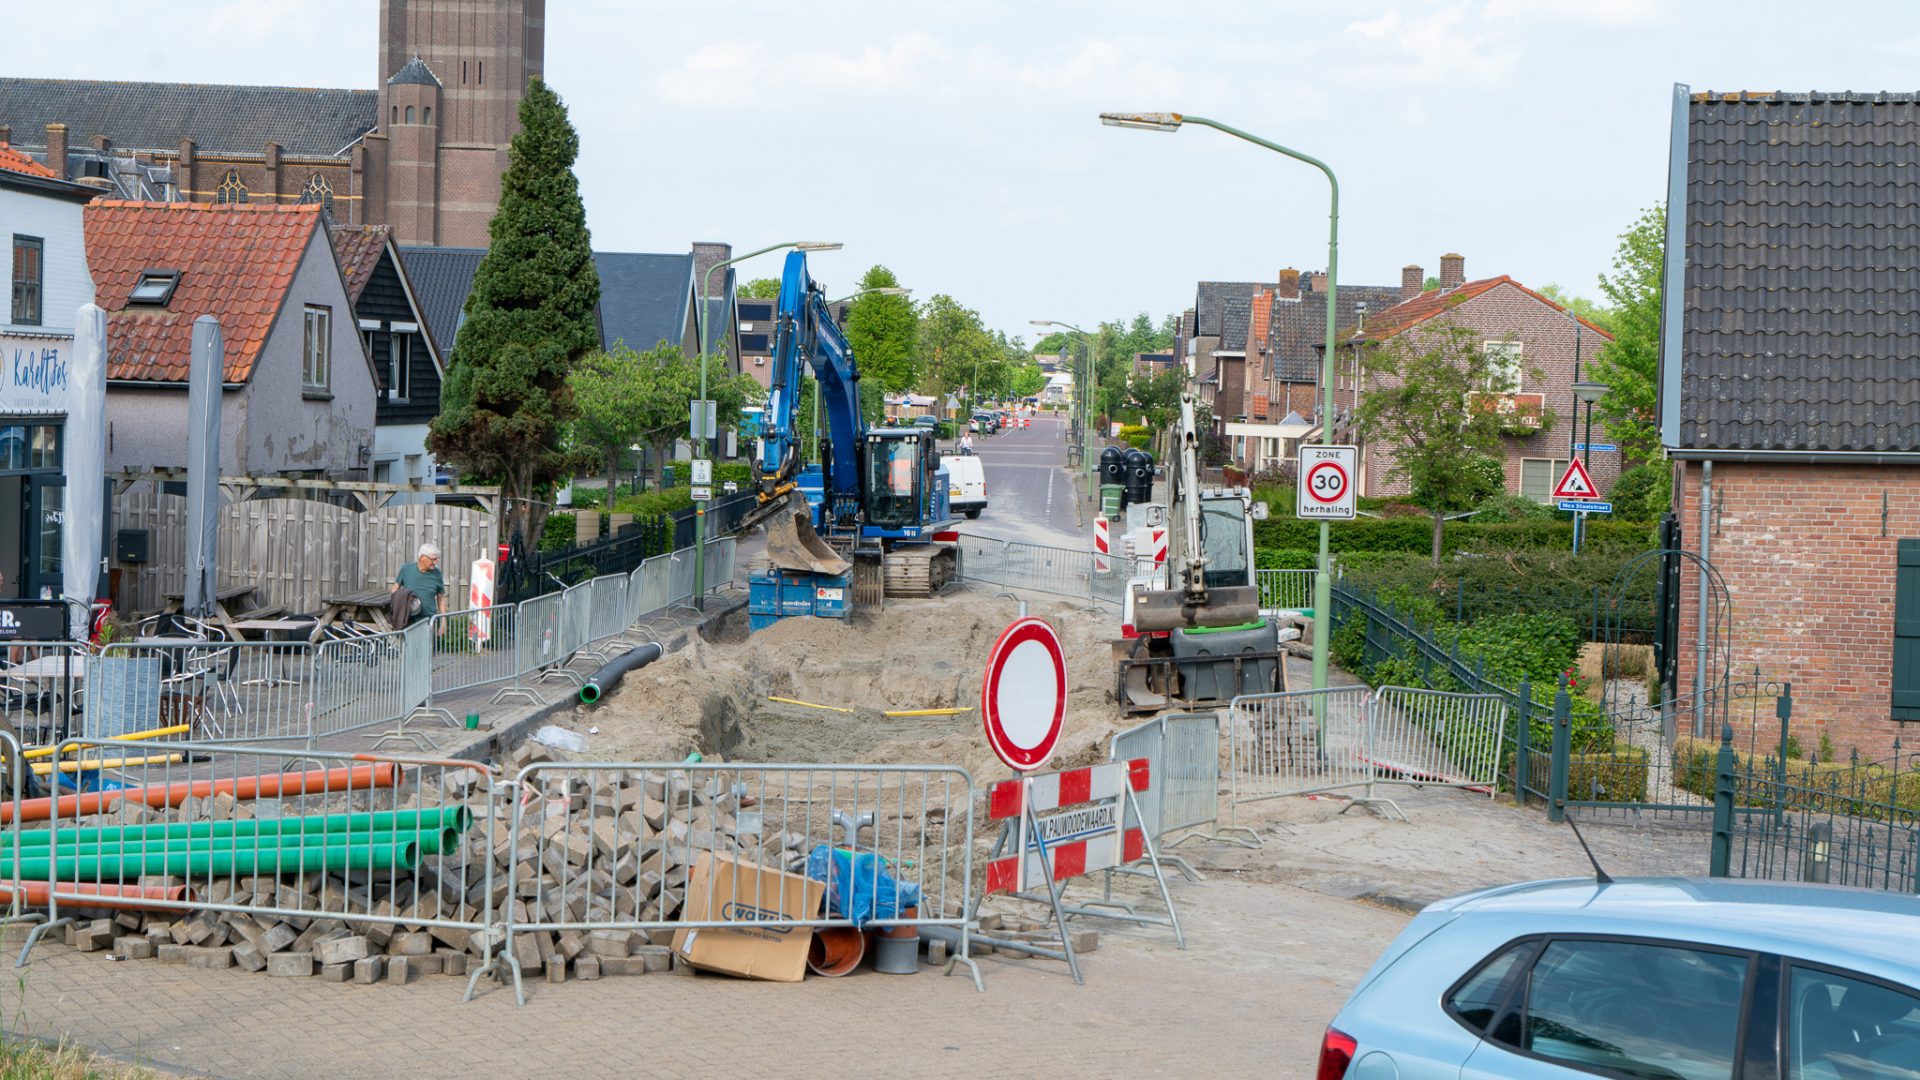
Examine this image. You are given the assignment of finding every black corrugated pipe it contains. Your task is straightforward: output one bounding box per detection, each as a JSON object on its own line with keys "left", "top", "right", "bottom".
{"left": 578, "top": 643, "right": 664, "bottom": 705}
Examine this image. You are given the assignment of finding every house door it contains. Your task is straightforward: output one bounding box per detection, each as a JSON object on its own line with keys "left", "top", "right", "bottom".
{"left": 0, "top": 476, "right": 19, "bottom": 598}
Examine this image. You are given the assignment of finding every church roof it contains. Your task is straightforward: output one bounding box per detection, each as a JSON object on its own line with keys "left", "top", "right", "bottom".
{"left": 0, "top": 78, "right": 378, "bottom": 158}
{"left": 387, "top": 57, "right": 442, "bottom": 87}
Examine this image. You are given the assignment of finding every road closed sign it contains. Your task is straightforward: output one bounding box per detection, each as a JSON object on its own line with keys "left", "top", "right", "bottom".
{"left": 1297, "top": 445, "right": 1358, "bottom": 520}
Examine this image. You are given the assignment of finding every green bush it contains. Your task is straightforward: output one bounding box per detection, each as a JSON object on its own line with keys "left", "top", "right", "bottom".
{"left": 1472, "top": 493, "right": 1559, "bottom": 522}
{"left": 1117, "top": 424, "right": 1153, "bottom": 450}
{"left": 1256, "top": 515, "right": 1652, "bottom": 556}
{"left": 1565, "top": 745, "right": 1650, "bottom": 803}
{"left": 1255, "top": 547, "right": 1318, "bottom": 570}
{"left": 541, "top": 511, "right": 579, "bottom": 552}
{"left": 1610, "top": 463, "right": 1673, "bottom": 521}
{"left": 1435, "top": 612, "right": 1583, "bottom": 687}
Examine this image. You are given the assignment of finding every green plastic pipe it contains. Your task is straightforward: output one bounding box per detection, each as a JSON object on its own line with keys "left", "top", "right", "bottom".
{"left": 25, "top": 827, "right": 461, "bottom": 858}
{"left": 12, "top": 807, "right": 470, "bottom": 848}
{"left": 0, "top": 840, "right": 420, "bottom": 881}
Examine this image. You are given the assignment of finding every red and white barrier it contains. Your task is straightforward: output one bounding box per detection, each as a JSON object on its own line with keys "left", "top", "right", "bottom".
{"left": 984, "top": 759, "right": 1150, "bottom": 895}
{"left": 1094, "top": 514, "right": 1110, "bottom": 573}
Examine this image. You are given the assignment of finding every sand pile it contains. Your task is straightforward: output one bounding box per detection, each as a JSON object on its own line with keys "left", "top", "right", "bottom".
{"left": 558, "top": 595, "right": 1120, "bottom": 780}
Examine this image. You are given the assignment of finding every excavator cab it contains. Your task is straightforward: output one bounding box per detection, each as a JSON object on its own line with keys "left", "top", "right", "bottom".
{"left": 861, "top": 429, "right": 950, "bottom": 539}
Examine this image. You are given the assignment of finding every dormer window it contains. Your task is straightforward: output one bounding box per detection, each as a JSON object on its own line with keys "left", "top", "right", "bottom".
{"left": 128, "top": 270, "right": 180, "bottom": 306}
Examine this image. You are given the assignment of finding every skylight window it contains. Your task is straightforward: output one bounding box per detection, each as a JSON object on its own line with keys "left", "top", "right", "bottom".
{"left": 129, "top": 270, "right": 180, "bottom": 306}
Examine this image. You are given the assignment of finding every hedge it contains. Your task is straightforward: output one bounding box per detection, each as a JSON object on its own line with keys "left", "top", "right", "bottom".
{"left": 1565, "top": 745, "right": 1651, "bottom": 804}
{"left": 1672, "top": 738, "right": 1920, "bottom": 818}
{"left": 1255, "top": 515, "right": 1654, "bottom": 555}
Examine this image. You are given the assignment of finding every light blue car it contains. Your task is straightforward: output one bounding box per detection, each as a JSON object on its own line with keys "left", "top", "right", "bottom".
{"left": 1319, "top": 878, "right": 1920, "bottom": 1080}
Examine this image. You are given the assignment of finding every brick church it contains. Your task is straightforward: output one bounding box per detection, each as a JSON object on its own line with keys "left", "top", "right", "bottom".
{"left": 0, "top": 0, "right": 542, "bottom": 248}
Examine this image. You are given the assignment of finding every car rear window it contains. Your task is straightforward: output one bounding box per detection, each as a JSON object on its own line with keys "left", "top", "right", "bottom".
{"left": 1517, "top": 939, "right": 1750, "bottom": 1080}
{"left": 1447, "top": 941, "right": 1534, "bottom": 1034}
{"left": 1788, "top": 965, "right": 1920, "bottom": 1079}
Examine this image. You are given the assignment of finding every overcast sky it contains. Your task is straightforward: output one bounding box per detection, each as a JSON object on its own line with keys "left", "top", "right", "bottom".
{"left": 17, "top": 2, "right": 1920, "bottom": 340}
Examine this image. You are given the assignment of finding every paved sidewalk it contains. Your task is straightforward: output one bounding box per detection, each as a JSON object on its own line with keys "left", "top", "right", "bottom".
{"left": 7, "top": 875, "right": 1403, "bottom": 1079}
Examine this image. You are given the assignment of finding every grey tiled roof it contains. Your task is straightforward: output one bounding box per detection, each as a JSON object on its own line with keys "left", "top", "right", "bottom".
{"left": 1270, "top": 284, "right": 1403, "bottom": 382}
{"left": 1194, "top": 281, "right": 1263, "bottom": 337}
{"left": 398, "top": 246, "right": 485, "bottom": 356}
{"left": 594, "top": 252, "right": 694, "bottom": 353}
{"left": 1220, "top": 297, "right": 1252, "bottom": 351}
{"left": 0, "top": 78, "right": 377, "bottom": 157}
{"left": 1677, "top": 91, "right": 1920, "bottom": 453}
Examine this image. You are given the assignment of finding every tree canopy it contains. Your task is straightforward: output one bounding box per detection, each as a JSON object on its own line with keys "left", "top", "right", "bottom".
{"left": 740, "top": 278, "right": 781, "bottom": 299}
{"left": 1357, "top": 324, "right": 1509, "bottom": 565}
{"left": 1589, "top": 204, "right": 1665, "bottom": 467}
{"left": 428, "top": 78, "right": 600, "bottom": 545}
{"left": 844, "top": 265, "right": 917, "bottom": 423}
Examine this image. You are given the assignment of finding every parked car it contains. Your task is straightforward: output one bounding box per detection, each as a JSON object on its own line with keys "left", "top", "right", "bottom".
{"left": 944, "top": 454, "right": 986, "bottom": 519}
{"left": 972, "top": 412, "right": 999, "bottom": 434}
{"left": 1319, "top": 877, "right": 1920, "bottom": 1080}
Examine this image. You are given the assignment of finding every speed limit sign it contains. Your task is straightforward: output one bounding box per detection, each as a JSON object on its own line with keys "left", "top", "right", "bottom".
{"left": 1296, "top": 445, "right": 1358, "bottom": 520}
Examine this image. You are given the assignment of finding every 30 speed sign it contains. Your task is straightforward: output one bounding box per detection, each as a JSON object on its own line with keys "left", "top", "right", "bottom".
{"left": 1296, "top": 445, "right": 1358, "bottom": 520}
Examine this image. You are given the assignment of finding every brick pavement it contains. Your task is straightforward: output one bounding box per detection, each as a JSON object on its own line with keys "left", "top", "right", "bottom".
{"left": 5, "top": 874, "right": 1405, "bottom": 1079}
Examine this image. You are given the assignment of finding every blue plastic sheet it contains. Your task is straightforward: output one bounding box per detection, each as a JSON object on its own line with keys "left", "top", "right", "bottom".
{"left": 805, "top": 845, "right": 921, "bottom": 926}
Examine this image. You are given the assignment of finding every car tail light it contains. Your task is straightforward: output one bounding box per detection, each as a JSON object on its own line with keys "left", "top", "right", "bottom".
{"left": 1316, "top": 1027, "right": 1357, "bottom": 1080}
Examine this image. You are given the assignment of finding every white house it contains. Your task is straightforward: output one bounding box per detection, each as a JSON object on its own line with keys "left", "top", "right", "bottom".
{"left": 0, "top": 143, "right": 95, "bottom": 597}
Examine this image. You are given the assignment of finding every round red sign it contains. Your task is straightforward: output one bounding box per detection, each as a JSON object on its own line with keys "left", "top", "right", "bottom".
{"left": 980, "top": 616, "right": 1067, "bottom": 772}
{"left": 1304, "top": 459, "right": 1349, "bottom": 504}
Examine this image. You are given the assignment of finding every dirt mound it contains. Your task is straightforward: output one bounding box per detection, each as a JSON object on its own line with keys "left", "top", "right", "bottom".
{"left": 564, "top": 595, "right": 1119, "bottom": 780}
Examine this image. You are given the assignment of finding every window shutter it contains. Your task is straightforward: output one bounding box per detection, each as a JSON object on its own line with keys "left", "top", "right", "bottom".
{"left": 1895, "top": 539, "right": 1920, "bottom": 721}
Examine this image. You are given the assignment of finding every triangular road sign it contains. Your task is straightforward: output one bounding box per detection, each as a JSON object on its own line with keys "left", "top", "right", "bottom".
{"left": 1552, "top": 458, "right": 1599, "bottom": 500}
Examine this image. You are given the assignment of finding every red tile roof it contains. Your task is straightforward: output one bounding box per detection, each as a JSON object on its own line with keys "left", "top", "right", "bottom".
{"left": 86, "top": 201, "right": 322, "bottom": 384}
{"left": 0, "top": 143, "right": 57, "bottom": 179}
{"left": 1346, "top": 276, "right": 1614, "bottom": 343}
{"left": 330, "top": 224, "right": 391, "bottom": 303}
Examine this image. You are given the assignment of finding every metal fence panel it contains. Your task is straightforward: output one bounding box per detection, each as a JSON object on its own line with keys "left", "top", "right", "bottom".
{"left": 559, "top": 584, "right": 591, "bottom": 660}
{"left": 96, "top": 640, "right": 312, "bottom": 744}
{"left": 430, "top": 604, "right": 521, "bottom": 696}
{"left": 0, "top": 643, "right": 92, "bottom": 749}
{"left": 667, "top": 550, "right": 696, "bottom": 606}
{"left": 1001, "top": 542, "right": 1097, "bottom": 602}
{"left": 1110, "top": 717, "right": 1166, "bottom": 837}
{"left": 21, "top": 738, "right": 500, "bottom": 981}
{"left": 704, "top": 538, "right": 737, "bottom": 593}
{"left": 1370, "top": 687, "right": 1506, "bottom": 796}
{"left": 311, "top": 627, "right": 409, "bottom": 739}
{"left": 515, "top": 591, "right": 566, "bottom": 679}
{"left": 586, "top": 573, "right": 630, "bottom": 644}
{"left": 1256, "top": 569, "right": 1314, "bottom": 612}
{"left": 1160, "top": 712, "right": 1222, "bottom": 835}
{"left": 1227, "top": 686, "right": 1372, "bottom": 815}
{"left": 498, "top": 761, "right": 974, "bottom": 997}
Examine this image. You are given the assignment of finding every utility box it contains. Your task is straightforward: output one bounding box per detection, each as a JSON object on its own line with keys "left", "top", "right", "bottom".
{"left": 115, "top": 529, "right": 150, "bottom": 564}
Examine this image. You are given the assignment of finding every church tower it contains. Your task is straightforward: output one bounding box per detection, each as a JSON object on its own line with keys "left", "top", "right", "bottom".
{"left": 372, "top": 0, "right": 545, "bottom": 246}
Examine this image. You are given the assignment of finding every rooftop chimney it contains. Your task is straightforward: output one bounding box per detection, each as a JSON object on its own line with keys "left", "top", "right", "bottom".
{"left": 1401, "top": 264, "right": 1424, "bottom": 302}
{"left": 1277, "top": 268, "right": 1300, "bottom": 300}
{"left": 44, "top": 124, "right": 67, "bottom": 181}
{"left": 1439, "top": 253, "right": 1465, "bottom": 290}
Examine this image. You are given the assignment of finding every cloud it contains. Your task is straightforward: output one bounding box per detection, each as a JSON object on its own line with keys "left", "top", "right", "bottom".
{"left": 1340, "top": 3, "right": 1519, "bottom": 93}
{"left": 1482, "top": 0, "right": 1663, "bottom": 27}
{"left": 651, "top": 33, "right": 941, "bottom": 108}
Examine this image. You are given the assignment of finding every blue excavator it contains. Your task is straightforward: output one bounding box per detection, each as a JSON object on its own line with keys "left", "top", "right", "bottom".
{"left": 740, "top": 251, "right": 958, "bottom": 602}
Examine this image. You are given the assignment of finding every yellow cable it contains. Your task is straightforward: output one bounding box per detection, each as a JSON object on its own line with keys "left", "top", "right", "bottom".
{"left": 767, "top": 696, "right": 854, "bottom": 714}
{"left": 883, "top": 708, "right": 971, "bottom": 717}
{"left": 766, "top": 696, "right": 968, "bottom": 718}
{"left": 31, "top": 753, "right": 187, "bottom": 776}
{"left": 23, "top": 724, "right": 192, "bottom": 761}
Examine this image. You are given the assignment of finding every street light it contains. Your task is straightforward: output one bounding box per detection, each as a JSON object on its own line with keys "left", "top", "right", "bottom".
{"left": 691, "top": 240, "right": 842, "bottom": 605}
{"left": 1101, "top": 110, "right": 1342, "bottom": 695}
{"left": 1033, "top": 319, "right": 1095, "bottom": 493}
{"left": 1570, "top": 380, "right": 1608, "bottom": 554}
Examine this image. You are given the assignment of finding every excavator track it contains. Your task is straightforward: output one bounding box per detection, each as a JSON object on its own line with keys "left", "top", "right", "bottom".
{"left": 881, "top": 545, "right": 957, "bottom": 598}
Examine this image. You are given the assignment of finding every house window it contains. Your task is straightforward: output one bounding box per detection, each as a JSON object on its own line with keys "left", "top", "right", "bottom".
{"left": 298, "top": 174, "right": 333, "bottom": 212}
{"left": 1896, "top": 539, "right": 1920, "bottom": 722}
{"left": 387, "top": 333, "right": 411, "bottom": 403}
{"left": 477, "top": 61, "right": 483, "bottom": 85}
{"left": 1520, "top": 458, "right": 1568, "bottom": 503}
{"left": 10, "top": 236, "right": 42, "bottom": 326}
{"left": 303, "top": 306, "right": 330, "bottom": 391}
{"left": 216, "top": 170, "right": 248, "bottom": 204}
{"left": 1485, "top": 340, "right": 1523, "bottom": 392}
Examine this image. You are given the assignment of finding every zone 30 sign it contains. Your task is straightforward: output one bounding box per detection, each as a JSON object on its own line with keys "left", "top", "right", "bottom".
{"left": 1296, "top": 445, "right": 1358, "bottom": 521}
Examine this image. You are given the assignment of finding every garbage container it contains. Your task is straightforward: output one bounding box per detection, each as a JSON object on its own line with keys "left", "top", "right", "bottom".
{"left": 1100, "top": 446, "right": 1126, "bottom": 490}
{"left": 662, "top": 466, "right": 676, "bottom": 488}
{"left": 1100, "top": 484, "right": 1125, "bottom": 517}
{"left": 1124, "top": 449, "right": 1154, "bottom": 508}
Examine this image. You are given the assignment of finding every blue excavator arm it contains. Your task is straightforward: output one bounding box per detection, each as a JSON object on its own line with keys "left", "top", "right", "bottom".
{"left": 758, "top": 250, "right": 863, "bottom": 512}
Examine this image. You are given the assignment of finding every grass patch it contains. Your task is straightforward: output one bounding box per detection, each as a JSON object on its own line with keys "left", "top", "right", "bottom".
{"left": 0, "top": 1037, "right": 171, "bottom": 1080}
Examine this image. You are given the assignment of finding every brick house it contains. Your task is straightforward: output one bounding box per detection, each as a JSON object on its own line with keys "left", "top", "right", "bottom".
{"left": 1340, "top": 254, "right": 1619, "bottom": 501}
{"left": 87, "top": 201, "right": 378, "bottom": 476}
{"left": 331, "top": 225, "right": 443, "bottom": 491}
{"left": 1664, "top": 88, "right": 1920, "bottom": 758}
{"left": 0, "top": 0, "right": 543, "bottom": 248}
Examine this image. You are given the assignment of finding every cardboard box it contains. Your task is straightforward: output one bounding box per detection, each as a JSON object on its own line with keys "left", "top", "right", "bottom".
{"left": 671, "top": 852, "right": 826, "bottom": 982}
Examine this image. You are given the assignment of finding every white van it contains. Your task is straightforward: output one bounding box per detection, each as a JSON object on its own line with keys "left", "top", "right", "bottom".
{"left": 945, "top": 454, "right": 987, "bottom": 519}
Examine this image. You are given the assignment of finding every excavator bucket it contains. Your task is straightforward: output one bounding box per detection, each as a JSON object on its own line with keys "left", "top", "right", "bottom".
{"left": 763, "top": 506, "right": 852, "bottom": 577}
{"left": 1132, "top": 585, "right": 1260, "bottom": 633}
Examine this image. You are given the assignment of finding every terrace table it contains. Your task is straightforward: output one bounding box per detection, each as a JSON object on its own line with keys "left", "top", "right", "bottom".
{"left": 157, "top": 584, "right": 264, "bottom": 641}
{"left": 311, "top": 589, "right": 399, "bottom": 641}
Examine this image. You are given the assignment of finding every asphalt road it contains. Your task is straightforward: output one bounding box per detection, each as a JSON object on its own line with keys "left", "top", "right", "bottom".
{"left": 951, "top": 413, "right": 1086, "bottom": 549}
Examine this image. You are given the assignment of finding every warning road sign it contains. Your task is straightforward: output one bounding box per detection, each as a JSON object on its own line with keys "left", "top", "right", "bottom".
{"left": 1297, "top": 445, "right": 1358, "bottom": 520}
{"left": 1551, "top": 458, "right": 1599, "bottom": 501}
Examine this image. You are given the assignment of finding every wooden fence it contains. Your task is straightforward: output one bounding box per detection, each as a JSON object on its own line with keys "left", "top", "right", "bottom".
{"left": 113, "top": 488, "right": 498, "bottom": 616}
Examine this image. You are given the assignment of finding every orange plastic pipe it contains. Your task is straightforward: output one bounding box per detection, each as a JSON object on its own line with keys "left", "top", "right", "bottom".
{"left": 0, "top": 763, "right": 401, "bottom": 825}
{"left": 0, "top": 881, "right": 196, "bottom": 910}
